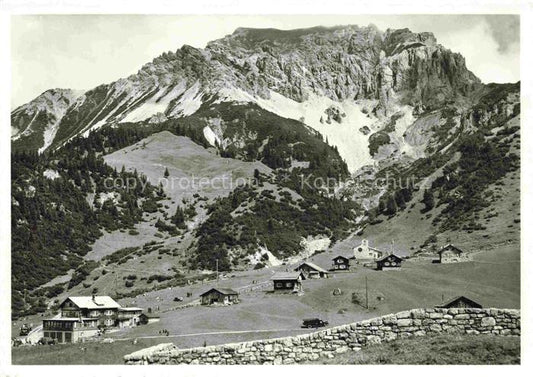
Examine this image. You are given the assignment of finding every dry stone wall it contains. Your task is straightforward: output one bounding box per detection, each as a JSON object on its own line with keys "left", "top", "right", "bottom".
{"left": 124, "top": 308, "right": 520, "bottom": 365}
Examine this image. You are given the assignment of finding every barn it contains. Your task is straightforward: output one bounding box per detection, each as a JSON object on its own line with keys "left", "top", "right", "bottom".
{"left": 200, "top": 288, "right": 239, "bottom": 305}
{"left": 376, "top": 253, "right": 403, "bottom": 270}
{"left": 271, "top": 272, "right": 305, "bottom": 292}
{"left": 332, "top": 255, "right": 350, "bottom": 271}
{"left": 438, "top": 244, "right": 468, "bottom": 263}
{"left": 294, "top": 261, "right": 329, "bottom": 278}
{"left": 435, "top": 296, "right": 483, "bottom": 309}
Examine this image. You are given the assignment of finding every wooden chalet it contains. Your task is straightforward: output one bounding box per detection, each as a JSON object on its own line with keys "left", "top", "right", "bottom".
{"left": 294, "top": 261, "right": 329, "bottom": 278}
{"left": 139, "top": 312, "right": 161, "bottom": 325}
{"left": 438, "top": 244, "right": 467, "bottom": 263}
{"left": 200, "top": 287, "right": 239, "bottom": 305}
{"left": 117, "top": 307, "right": 143, "bottom": 328}
{"left": 332, "top": 255, "right": 350, "bottom": 271}
{"left": 376, "top": 253, "right": 403, "bottom": 270}
{"left": 435, "top": 296, "right": 483, "bottom": 309}
{"left": 271, "top": 272, "right": 305, "bottom": 292}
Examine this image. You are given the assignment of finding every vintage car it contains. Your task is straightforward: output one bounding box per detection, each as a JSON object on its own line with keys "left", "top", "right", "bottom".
{"left": 19, "top": 323, "right": 32, "bottom": 336}
{"left": 302, "top": 318, "right": 329, "bottom": 328}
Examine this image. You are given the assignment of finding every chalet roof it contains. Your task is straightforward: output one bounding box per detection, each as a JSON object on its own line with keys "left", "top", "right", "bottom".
{"left": 118, "top": 307, "right": 143, "bottom": 311}
{"left": 333, "top": 255, "right": 350, "bottom": 261}
{"left": 295, "top": 261, "right": 329, "bottom": 273}
{"left": 200, "top": 287, "right": 239, "bottom": 296}
{"left": 271, "top": 272, "right": 303, "bottom": 280}
{"left": 438, "top": 244, "right": 464, "bottom": 255}
{"left": 43, "top": 317, "right": 96, "bottom": 322}
{"left": 140, "top": 312, "right": 161, "bottom": 318}
{"left": 435, "top": 295, "right": 482, "bottom": 308}
{"left": 61, "top": 296, "right": 121, "bottom": 310}
{"left": 376, "top": 253, "right": 403, "bottom": 262}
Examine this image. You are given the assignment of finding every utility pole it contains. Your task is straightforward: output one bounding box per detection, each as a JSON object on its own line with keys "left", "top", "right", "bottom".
{"left": 365, "top": 276, "right": 369, "bottom": 309}
{"left": 216, "top": 259, "right": 219, "bottom": 285}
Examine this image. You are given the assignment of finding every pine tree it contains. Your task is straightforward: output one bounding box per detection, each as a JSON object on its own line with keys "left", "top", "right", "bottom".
{"left": 171, "top": 206, "right": 186, "bottom": 228}
{"left": 164, "top": 167, "right": 170, "bottom": 178}
{"left": 386, "top": 196, "right": 398, "bottom": 215}
{"left": 253, "top": 168, "right": 261, "bottom": 184}
{"left": 422, "top": 189, "right": 435, "bottom": 212}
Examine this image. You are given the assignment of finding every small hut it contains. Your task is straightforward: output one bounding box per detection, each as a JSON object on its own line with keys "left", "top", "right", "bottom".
{"left": 294, "top": 261, "right": 329, "bottom": 279}
{"left": 200, "top": 288, "right": 239, "bottom": 305}
{"left": 139, "top": 313, "right": 161, "bottom": 325}
{"left": 332, "top": 255, "right": 351, "bottom": 271}
{"left": 438, "top": 244, "right": 468, "bottom": 263}
{"left": 376, "top": 253, "right": 403, "bottom": 270}
{"left": 435, "top": 296, "right": 482, "bottom": 309}
{"left": 271, "top": 272, "right": 305, "bottom": 292}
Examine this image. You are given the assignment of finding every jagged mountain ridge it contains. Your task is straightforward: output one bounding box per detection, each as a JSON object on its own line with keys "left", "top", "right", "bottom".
{"left": 12, "top": 25, "right": 482, "bottom": 161}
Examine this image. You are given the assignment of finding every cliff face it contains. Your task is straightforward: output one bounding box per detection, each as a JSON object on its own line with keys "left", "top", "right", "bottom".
{"left": 11, "top": 25, "right": 484, "bottom": 153}
{"left": 206, "top": 26, "right": 481, "bottom": 111}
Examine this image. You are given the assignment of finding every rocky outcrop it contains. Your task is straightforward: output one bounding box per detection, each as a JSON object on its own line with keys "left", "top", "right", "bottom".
{"left": 124, "top": 307, "right": 520, "bottom": 365}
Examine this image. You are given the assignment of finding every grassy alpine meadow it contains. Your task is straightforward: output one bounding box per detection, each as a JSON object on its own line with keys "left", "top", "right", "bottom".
{"left": 11, "top": 338, "right": 163, "bottom": 365}
{"left": 12, "top": 333, "right": 520, "bottom": 365}
{"left": 306, "top": 334, "right": 520, "bottom": 365}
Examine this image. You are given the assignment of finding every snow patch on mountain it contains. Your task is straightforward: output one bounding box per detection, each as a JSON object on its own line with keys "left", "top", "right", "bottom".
{"left": 253, "top": 91, "right": 375, "bottom": 173}
{"left": 203, "top": 125, "right": 222, "bottom": 147}
{"left": 386, "top": 106, "right": 418, "bottom": 158}
{"left": 120, "top": 81, "right": 187, "bottom": 123}
{"left": 168, "top": 82, "right": 204, "bottom": 117}
{"left": 213, "top": 87, "right": 378, "bottom": 172}
{"left": 39, "top": 118, "right": 62, "bottom": 153}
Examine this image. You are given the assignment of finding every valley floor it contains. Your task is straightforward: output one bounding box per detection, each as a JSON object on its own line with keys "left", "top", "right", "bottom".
{"left": 12, "top": 241, "right": 519, "bottom": 365}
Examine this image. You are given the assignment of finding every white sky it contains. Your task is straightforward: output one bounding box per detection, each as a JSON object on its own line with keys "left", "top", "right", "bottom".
{"left": 11, "top": 14, "right": 520, "bottom": 109}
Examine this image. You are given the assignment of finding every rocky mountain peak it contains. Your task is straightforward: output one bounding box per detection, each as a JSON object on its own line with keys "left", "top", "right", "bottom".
{"left": 13, "top": 88, "right": 81, "bottom": 115}
{"left": 12, "top": 24, "right": 484, "bottom": 153}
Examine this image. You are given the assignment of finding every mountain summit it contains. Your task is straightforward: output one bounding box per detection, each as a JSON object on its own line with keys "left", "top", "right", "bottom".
{"left": 12, "top": 25, "right": 481, "bottom": 162}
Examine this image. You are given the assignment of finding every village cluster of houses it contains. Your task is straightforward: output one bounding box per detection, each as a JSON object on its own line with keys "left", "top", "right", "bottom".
{"left": 39, "top": 240, "right": 470, "bottom": 344}
{"left": 265, "top": 240, "right": 469, "bottom": 294}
